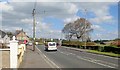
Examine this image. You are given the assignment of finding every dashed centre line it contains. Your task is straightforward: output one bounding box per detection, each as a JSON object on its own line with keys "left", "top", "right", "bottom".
{"left": 58, "top": 48, "right": 118, "bottom": 68}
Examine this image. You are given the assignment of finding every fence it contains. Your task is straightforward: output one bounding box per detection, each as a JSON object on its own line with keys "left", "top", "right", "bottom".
{"left": 0, "top": 36, "right": 26, "bottom": 69}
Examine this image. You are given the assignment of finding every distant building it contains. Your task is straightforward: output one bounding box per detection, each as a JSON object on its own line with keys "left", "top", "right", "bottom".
{"left": 0, "top": 30, "right": 10, "bottom": 44}
{"left": 14, "top": 29, "right": 29, "bottom": 41}
{"left": 111, "top": 40, "right": 120, "bottom": 47}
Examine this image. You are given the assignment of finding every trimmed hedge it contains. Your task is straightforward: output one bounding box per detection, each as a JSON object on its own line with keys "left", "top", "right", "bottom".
{"left": 62, "top": 40, "right": 82, "bottom": 48}
{"left": 62, "top": 40, "right": 120, "bottom": 54}
{"left": 103, "top": 46, "right": 120, "bottom": 54}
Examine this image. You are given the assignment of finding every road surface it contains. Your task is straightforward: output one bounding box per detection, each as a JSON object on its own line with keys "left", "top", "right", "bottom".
{"left": 37, "top": 45, "right": 119, "bottom": 69}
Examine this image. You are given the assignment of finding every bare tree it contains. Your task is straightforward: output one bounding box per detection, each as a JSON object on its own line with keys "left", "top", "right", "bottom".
{"left": 62, "top": 18, "right": 93, "bottom": 41}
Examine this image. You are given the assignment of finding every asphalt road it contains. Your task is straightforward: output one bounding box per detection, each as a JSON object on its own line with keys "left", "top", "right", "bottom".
{"left": 37, "top": 45, "right": 119, "bottom": 69}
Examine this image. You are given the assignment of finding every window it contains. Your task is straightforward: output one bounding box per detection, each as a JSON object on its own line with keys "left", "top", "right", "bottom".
{"left": 49, "top": 43, "right": 56, "bottom": 46}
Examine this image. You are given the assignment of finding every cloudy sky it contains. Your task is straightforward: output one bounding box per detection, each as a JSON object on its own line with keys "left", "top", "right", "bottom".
{"left": 0, "top": 0, "right": 119, "bottom": 40}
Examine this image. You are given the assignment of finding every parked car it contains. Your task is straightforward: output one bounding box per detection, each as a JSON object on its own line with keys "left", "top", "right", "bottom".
{"left": 44, "top": 42, "right": 57, "bottom": 51}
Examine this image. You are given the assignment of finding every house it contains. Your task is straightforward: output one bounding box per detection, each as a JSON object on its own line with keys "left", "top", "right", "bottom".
{"left": 14, "top": 29, "right": 29, "bottom": 42}
{"left": 0, "top": 30, "right": 10, "bottom": 44}
{"left": 111, "top": 40, "right": 120, "bottom": 47}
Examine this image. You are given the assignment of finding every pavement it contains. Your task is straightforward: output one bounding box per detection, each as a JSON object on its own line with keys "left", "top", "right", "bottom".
{"left": 19, "top": 45, "right": 52, "bottom": 68}
{"left": 0, "top": 51, "right": 10, "bottom": 68}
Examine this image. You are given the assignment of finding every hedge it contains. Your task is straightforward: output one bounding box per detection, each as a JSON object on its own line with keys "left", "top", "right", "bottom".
{"left": 62, "top": 40, "right": 120, "bottom": 54}
{"left": 103, "top": 46, "right": 120, "bottom": 54}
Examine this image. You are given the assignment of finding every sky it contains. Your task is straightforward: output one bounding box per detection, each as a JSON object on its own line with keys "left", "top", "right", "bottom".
{"left": 0, "top": 0, "right": 119, "bottom": 40}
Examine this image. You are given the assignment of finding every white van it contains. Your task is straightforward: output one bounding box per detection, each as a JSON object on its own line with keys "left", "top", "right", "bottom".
{"left": 45, "top": 42, "right": 57, "bottom": 51}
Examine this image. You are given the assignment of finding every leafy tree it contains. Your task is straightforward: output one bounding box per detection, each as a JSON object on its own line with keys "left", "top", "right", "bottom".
{"left": 62, "top": 18, "right": 93, "bottom": 41}
{"left": 6, "top": 32, "right": 13, "bottom": 38}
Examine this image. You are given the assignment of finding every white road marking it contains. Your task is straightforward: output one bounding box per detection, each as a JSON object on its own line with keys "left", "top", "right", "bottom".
{"left": 58, "top": 49, "right": 77, "bottom": 56}
{"left": 62, "top": 46, "right": 119, "bottom": 60}
{"left": 58, "top": 50, "right": 69, "bottom": 55}
{"left": 86, "top": 52, "right": 119, "bottom": 60}
{"left": 76, "top": 56, "right": 117, "bottom": 68}
{"left": 36, "top": 46, "right": 60, "bottom": 68}
{"left": 83, "top": 56, "right": 118, "bottom": 67}
{"left": 69, "top": 53, "right": 76, "bottom": 55}
{"left": 94, "top": 60, "right": 118, "bottom": 67}
{"left": 62, "top": 47, "right": 118, "bottom": 68}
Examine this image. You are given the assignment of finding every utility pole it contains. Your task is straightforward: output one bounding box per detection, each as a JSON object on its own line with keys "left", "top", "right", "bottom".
{"left": 32, "top": 0, "right": 37, "bottom": 51}
{"left": 32, "top": 8, "right": 36, "bottom": 51}
{"left": 84, "top": 9, "right": 87, "bottom": 49}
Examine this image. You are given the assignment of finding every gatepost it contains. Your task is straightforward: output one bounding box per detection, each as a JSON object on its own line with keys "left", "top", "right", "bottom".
{"left": 9, "top": 36, "right": 18, "bottom": 68}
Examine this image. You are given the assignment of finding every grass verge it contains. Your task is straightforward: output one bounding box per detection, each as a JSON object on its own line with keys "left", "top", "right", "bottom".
{"left": 87, "top": 50, "right": 120, "bottom": 58}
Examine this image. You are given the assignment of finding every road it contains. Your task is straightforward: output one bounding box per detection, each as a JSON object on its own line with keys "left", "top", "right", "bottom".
{"left": 37, "top": 45, "right": 119, "bottom": 69}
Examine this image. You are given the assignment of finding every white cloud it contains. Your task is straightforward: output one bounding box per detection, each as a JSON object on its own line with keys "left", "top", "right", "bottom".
{"left": 0, "top": 16, "right": 1, "bottom": 20}
{"left": 91, "top": 30, "right": 118, "bottom": 40}
{"left": 1, "top": 3, "right": 13, "bottom": 12}
{"left": 92, "top": 25, "right": 101, "bottom": 29}
{"left": 3, "top": 2, "right": 78, "bottom": 19}
{"left": 64, "top": 16, "right": 80, "bottom": 24}
{"left": 37, "top": 22, "right": 51, "bottom": 31}
{"left": 1, "top": 2, "right": 79, "bottom": 36}
{"left": 90, "top": 15, "right": 113, "bottom": 23}
{"left": 10, "top": 0, "right": 119, "bottom": 2}
{"left": 66, "top": 3, "right": 78, "bottom": 14}
{"left": 1, "top": 2, "right": 118, "bottom": 39}
{"left": 103, "top": 16, "right": 113, "bottom": 20}
{"left": 33, "top": 21, "right": 62, "bottom": 39}
{"left": 47, "top": 30, "right": 62, "bottom": 38}
{"left": 107, "top": 31, "right": 118, "bottom": 36}
{"left": 2, "top": 26, "right": 22, "bottom": 32}
{"left": 21, "top": 18, "right": 33, "bottom": 24}
{"left": 74, "top": 2, "right": 117, "bottom": 24}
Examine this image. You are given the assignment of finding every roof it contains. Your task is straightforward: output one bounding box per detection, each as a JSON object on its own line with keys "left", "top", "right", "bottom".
{"left": 14, "top": 30, "right": 23, "bottom": 36}
{"left": 14, "top": 29, "right": 29, "bottom": 38}
{"left": 0, "top": 30, "right": 6, "bottom": 38}
{"left": 111, "top": 40, "right": 120, "bottom": 47}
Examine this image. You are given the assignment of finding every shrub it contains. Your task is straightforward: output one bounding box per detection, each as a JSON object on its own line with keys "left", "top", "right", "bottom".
{"left": 62, "top": 40, "right": 120, "bottom": 54}
{"left": 103, "top": 46, "right": 120, "bottom": 54}
{"left": 98, "top": 46, "right": 104, "bottom": 52}
{"left": 62, "top": 40, "right": 81, "bottom": 48}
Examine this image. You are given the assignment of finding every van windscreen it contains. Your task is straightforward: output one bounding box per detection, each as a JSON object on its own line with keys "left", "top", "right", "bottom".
{"left": 49, "top": 43, "right": 56, "bottom": 46}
